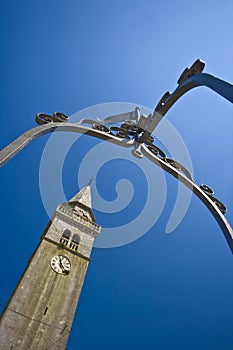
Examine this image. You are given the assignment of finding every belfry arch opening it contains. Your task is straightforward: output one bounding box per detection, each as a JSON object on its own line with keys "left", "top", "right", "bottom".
{"left": 63, "top": 229, "right": 71, "bottom": 239}
{"left": 60, "top": 229, "right": 71, "bottom": 246}
{"left": 70, "top": 234, "right": 80, "bottom": 251}
{"left": 59, "top": 230, "right": 80, "bottom": 252}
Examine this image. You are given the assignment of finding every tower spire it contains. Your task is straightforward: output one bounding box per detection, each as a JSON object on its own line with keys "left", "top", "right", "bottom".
{"left": 68, "top": 184, "right": 92, "bottom": 208}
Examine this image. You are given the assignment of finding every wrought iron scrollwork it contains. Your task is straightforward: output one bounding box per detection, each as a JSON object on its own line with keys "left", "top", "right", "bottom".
{"left": 145, "top": 140, "right": 227, "bottom": 214}
{"left": 143, "top": 135, "right": 228, "bottom": 215}
{"left": 36, "top": 112, "right": 69, "bottom": 125}
{"left": 91, "top": 120, "right": 145, "bottom": 141}
{"left": 146, "top": 145, "right": 193, "bottom": 181}
{"left": 147, "top": 144, "right": 166, "bottom": 160}
{"left": 200, "top": 184, "right": 227, "bottom": 214}
{"left": 110, "top": 127, "right": 130, "bottom": 139}
{"left": 200, "top": 184, "right": 214, "bottom": 195}
{"left": 92, "top": 123, "right": 110, "bottom": 133}
{"left": 96, "top": 120, "right": 155, "bottom": 144}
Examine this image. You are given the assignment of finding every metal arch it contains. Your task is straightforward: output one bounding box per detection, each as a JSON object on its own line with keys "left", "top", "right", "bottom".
{"left": 0, "top": 59, "right": 232, "bottom": 252}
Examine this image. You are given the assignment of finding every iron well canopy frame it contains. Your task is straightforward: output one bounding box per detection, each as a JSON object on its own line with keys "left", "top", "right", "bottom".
{"left": 1, "top": 59, "right": 233, "bottom": 252}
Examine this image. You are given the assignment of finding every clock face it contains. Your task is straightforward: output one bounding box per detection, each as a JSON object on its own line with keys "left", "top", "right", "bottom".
{"left": 50, "top": 255, "right": 71, "bottom": 274}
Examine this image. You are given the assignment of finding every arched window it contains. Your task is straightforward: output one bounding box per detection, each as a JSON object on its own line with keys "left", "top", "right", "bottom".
{"left": 63, "top": 229, "right": 71, "bottom": 239}
{"left": 72, "top": 234, "right": 80, "bottom": 244}
{"left": 59, "top": 229, "right": 71, "bottom": 246}
{"left": 69, "top": 234, "right": 80, "bottom": 251}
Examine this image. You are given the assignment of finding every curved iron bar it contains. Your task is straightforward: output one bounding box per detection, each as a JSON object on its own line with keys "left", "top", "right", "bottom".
{"left": 155, "top": 73, "right": 233, "bottom": 117}
{"left": 141, "top": 144, "right": 233, "bottom": 253}
{"left": 0, "top": 122, "right": 133, "bottom": 168}
{"left": 151, "top": 59, "right": 233, "bottom": 135}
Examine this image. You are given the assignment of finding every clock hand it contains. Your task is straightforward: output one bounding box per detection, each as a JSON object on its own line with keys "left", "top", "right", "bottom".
{"left": 58, "top": 257, "right": 64, "bottom": 268}
{"left": 59, "top": 257, "right": 67, "bottom": 271}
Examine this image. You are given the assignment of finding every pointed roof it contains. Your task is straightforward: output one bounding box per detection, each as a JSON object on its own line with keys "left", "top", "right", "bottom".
{"left": 68, "top": 185, "right": 92, "bottom": 208}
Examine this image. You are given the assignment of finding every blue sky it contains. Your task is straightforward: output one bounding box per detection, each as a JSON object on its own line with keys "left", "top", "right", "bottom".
{"left": 0, "top": 1, "right": 233, "bottom": 349}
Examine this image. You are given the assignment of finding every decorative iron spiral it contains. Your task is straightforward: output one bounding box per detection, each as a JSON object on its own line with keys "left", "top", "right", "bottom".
{"left": 92, "top": 123, "right": 110, "bottom": 133}
{"left": 147, "top": 144, "right": 167, "bottom": 159}
{"left": 110, "top": 127, "right": 130, "bottom": 139}
{"left": 36, "top": 112, "right": 69, "bottom": 125}
{"left": 200, "top": 184, "right": 227, "bottom": 214}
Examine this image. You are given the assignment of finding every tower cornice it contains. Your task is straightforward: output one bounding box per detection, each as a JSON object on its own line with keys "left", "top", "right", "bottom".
{"left": 56, "top": 206, "right": 101, "bottom": 238}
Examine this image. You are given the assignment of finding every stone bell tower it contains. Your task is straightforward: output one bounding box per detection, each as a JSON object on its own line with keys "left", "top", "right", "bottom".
{"left": 0, "top": 185, "right": 101, "bottom": 350}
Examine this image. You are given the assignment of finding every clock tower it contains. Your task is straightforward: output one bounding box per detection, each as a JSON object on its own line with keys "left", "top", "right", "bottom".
{"left": 0, "top": 185, "right": 101, "bottom": 349}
